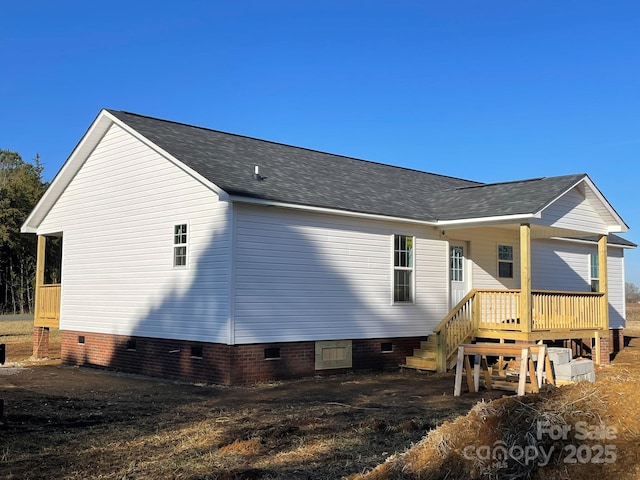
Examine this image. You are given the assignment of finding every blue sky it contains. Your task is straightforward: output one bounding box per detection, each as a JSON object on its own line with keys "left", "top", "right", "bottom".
{"left": 3, "top": 1, "right": 639, "bottom": 284}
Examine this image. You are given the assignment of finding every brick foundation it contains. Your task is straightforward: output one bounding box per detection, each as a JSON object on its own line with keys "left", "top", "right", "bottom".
{"left": 33, "top": 327, "right": 50, "bottom": 358}
{"left": 61, "top": 331, "right": 424, "bottom": 385}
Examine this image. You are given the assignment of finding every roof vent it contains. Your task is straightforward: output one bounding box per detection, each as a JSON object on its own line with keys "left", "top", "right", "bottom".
{"left": 254, "top": 165, "right": 264, "bottom": 181}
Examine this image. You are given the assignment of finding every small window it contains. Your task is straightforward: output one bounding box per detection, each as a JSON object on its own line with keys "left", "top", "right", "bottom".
{"left": 381, "top": 342, "right": 393, "bottom": 353}
{"left": 174, "top": 224, "right": 188, "bottom": 267}
{"left": 498, "top": 245, "right": 513, "bottom": 278}
{"left": 191, "top": 346, "right": 203, "bottom": 358}
{"left": 126, "top": 339, "right": 137, "bottom": 351}
{"left": 590, "top": 253, "right": 599, "bottom": 292}
{"left": 264, "top": 347, "right": 281, "bottom": 360}
{"left": 78, "top": 335, "right": 85, "bottom": 345}
{"left": 394, "top": 235, "right": 414, "bottom": 303}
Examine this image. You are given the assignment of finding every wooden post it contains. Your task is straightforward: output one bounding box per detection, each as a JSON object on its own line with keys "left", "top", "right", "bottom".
{"left": 436, "top": 332, "right": 446, "bottom": 373}
{"left": 519, "top": 224, "right": 532, "bottom": 333}
{"left": 33, "top": 235, "right": 50, "bottom": 358}
{"left": 454, "top": 346, "right": 465, "bottom": 396}
{"left": 34, "top": 235, "right": 46, "bottom": 322}
{"left": 598, "top": 235, "right": 609, "bottom": 330}
{"left": 596, "top": 235, "right": 608, "bottom": 366}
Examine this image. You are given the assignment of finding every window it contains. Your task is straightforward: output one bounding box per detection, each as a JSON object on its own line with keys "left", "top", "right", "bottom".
{"left": 381, "top": 342, "right": 393, "bottom": 353}
{"left": 190, "top": 346, "right": 203, "bottom": 358}
{"left": 174, "top": 224, "right": 188, "bottom": 267}
{"left": 394, "top": 235, "right": 414, "bottom": 302}
{"left": 590, "top": 253, "right": 599, "bottom": 292}
{"left": 450, "top": 246, "right": 464, "bottom": 282}
{"left": 126, "top": 339, "right": 137, "bottom": 351}
{"left": 498, "top": 245, "right": 513, "bottom": 278}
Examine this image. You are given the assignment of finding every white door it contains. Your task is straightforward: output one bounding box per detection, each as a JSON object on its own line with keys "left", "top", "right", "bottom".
{"left": 450, "top": 241, "right": 470, "bottom": 308}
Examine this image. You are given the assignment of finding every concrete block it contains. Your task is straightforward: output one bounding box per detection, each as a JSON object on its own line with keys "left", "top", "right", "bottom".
{"left": 552, "top": 358, "right": 595, "bottom": 383}
{"left": 547, "top": 347, "right": 572, "bottom": 365}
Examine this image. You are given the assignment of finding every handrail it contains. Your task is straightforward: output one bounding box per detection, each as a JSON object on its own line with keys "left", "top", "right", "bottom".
{"left": 433, "top": 289, "right": 478, "bottom": 333}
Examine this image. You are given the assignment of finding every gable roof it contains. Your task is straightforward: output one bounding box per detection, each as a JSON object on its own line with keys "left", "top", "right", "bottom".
{"left": 22, "top": 109, "right": 630, "bottom": 238}
{"left": 106, "top": 110, "right": 480, "bottom": 223}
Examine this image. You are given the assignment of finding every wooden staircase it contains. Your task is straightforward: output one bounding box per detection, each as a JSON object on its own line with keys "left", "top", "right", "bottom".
{"left": 403, "top": 336, "right": 438, "bottom": 371}
{"left": 403, "top": 287, "right": 607, "bottom": 373}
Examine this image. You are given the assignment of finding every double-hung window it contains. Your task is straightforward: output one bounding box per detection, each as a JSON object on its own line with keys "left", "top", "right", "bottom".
{"left": 174, "top": 224, "right": 188, "bottom": 267}
{"left": 590, "top": 253, "right": 599, "bottom": 292}
{"left": 393, "top": 235, "right": 414, "bottom": 303}
{"left": 498, "top": 245, "right": 513, "bottom": 278}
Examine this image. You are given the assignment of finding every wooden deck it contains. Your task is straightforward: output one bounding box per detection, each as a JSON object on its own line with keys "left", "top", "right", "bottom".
{"left": 404, "top": 289, "right": 607, "bottom": 372}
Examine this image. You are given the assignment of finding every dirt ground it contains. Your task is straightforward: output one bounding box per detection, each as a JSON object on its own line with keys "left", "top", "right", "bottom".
{"left": 0, "top": 328, "right": 504, "bottom": 479}
{"left": 2, "top": 314, "right": 640, "bottom": 479}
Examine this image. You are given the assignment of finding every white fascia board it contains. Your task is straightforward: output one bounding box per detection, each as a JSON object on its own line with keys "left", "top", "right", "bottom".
{"left": 435, "top": 213, "right": 539, "bottom": 229}
{"left": 103, "top": 111, "right": 229, "bottom": 201}
{"left": 21, "top": 110, "right": 113, "bottom": 233}
{"left": 536, "top": 175, "right": 629, "bottom": 234}
{"left": 227, "top": 195, "right": 439, "bottom": 227}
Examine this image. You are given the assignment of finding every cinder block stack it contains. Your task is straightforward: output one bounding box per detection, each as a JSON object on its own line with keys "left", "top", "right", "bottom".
{"left": 546, "top": 347, "right": 595, "bottom": 383}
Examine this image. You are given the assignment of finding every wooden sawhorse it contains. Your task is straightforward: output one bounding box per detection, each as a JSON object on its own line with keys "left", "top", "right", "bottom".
{"left": 453, "top": 343, "right": 555, "bottom": 396}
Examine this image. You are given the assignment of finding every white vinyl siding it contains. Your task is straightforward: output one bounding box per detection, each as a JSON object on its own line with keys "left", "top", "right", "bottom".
{"left": 37, "top": 123, "right": 232, "bottom": 343}
{"left": 532, "top": 239, "right": 626, "bottom": 329}
{"left": 449, "top": 227, "right": 521, "bottom": 290}
{"left": 232, "top": 204, "right": 447, "bottom": 344}
{"left": 535, "top": 187, "right": 608, "bottom": 234}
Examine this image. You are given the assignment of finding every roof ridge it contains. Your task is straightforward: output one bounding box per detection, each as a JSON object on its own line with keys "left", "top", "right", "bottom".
{"left": 454, "top": 173, "right": 586, "bottom": 190}
{"left": 109, "top": 109, "right": 482, "bottom": 186}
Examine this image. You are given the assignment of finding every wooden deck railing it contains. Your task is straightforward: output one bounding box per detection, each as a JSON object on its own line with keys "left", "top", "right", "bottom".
{"left": 35, "top": 284, "right": 61, "bottom": 328}
{"left": 433, "top": 290, "right": 478, "bottom": 371}
{"left": 531, "top": 290, "right": 603, "bottom": 330}
{"left": 433, "top": 288, "right": 605, "bottom": 372}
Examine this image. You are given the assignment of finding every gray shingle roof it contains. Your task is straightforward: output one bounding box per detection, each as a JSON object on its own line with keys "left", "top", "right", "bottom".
{"left": 105, "top": 110, "right": 600, "bottom": 226}
{"left": 428, "top": 175, "right": 587, "bottom": 220}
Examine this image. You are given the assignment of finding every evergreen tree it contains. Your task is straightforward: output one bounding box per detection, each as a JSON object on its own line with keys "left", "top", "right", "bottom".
{"left": 0, "top": 150, "right": 47, "bottom": 313}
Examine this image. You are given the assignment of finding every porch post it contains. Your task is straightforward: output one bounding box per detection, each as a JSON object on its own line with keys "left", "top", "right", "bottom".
{"left": 34, "top": 235, "right": 46, "bottom": 322}
{"left": 595, "top": 235, "right": 609, "bottom": 366}
{"left": 598, "top": 235, "right": 609, "bottom": 330}
{"left": 33, "top": 235, "right": 50, "bottom": 358}
{"left": 519, "top": 224, "right": 531, "bottom": 333}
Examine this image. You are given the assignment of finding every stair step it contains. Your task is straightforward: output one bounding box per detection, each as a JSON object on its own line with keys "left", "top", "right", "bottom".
{"left": 420, "top": 340, "right": 437, "bottom": 351}
{"left": 412, "top": 348, "right": 437, "bottom": 360}
{"left": 404, "top": 356, "right": 437, "bottom": 371}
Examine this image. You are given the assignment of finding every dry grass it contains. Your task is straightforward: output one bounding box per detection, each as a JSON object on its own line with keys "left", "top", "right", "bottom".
{"left": 626, "top": 303, "right": 640, "bottom": 330}
{"left": 0, "top": 316, "right": 61, "bottom": 361}
{"left": 352, "top": 333, "right": 640, "bottom": 480}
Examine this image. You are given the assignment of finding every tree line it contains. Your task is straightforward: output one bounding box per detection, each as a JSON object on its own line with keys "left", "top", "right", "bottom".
{"left": 0, "top": 150, "right": 47, "bottom": 314}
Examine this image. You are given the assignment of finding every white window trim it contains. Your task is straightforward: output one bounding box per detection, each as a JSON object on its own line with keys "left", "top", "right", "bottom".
{"left": 497, "top": 244, "right": 514, "bottom": 279}
{"left": 589, "top": 252, "right": 599, "bottom": 292}
{"left": 392, "top": 234, "right": 415, "bottom": 304}
{"left": 173, "top": 223, "right": 189, "bottom": 269}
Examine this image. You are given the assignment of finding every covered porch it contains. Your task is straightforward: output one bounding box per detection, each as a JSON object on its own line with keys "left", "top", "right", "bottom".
{"left": 32, "top": 234, "right": 61, "bottom": 357}
{"left": 410, "top": 223, "right": 613, "bottom": 373}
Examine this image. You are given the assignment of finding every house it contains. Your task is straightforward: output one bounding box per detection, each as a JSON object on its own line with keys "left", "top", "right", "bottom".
{"left": 22, "top": 109, "right": 635, "bottom": 385}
